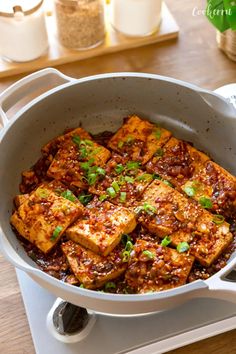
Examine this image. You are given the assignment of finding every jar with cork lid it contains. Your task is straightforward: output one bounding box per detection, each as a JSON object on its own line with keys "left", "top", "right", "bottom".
{"left": 54, "top": 0, "right": 106, "bottom": 50}
{"left": 0, "top": 0, "right": 48, "bottom": 62}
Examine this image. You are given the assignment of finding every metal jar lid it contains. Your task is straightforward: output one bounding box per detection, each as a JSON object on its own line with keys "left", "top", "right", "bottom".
{"left": 0, "top": 0, "right": 44, "bottom": 17}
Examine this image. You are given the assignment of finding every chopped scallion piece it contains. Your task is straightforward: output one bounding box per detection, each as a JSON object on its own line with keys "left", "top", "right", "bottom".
{"left": 121, "top": 234, "right": 132, "bottom": 246}
{"left": 112, "top": 181, "right": 120, "bottom": 193}
{"left": 61, "top": 189, "right": 77, "bottom": 202}
{"left": 136, "top": 173, "right": 153, "bottom": 182}
{"left": 124, "top": 176, "right": 134, "bottom": 184}
{"left": 99, "top": 194, "right": 108, "bottom": 202}
{"left": 122, "top": 250, "right": 130, "bottom": 262}
{"left": 79, "top": 284, "right": 84, "bottom": 288}
{"left": 106, "top": 187, "right": 116, "bottom": 198}
{"left": 199, "top": 197, "right": 213, "bottom": 209}
{"left": 72, "top": 135, "right": 81, "bottom": 146}
{"left": 120, "top": 191, "right": 127, "bottom": 203}
{"left": 153, "top": 174, "right": 161, "bottom": 180}
{"left": 126, "top": 136, "right": 134, "bottom": 144}
{"left": 213, "top": 214, "right": 225, "bottom": 225}
{"left": 104, "top": 282, "right": 116, "bottom": 291}
{"left": 51, "top": 225, "right": 63, "bottom": 241}
{"left": 36, "top": 188, "right": 49, "bottom": 199}
{"left": 115, "top": 164, "right": 124, "bottom": 174}
{"left": 78, "top": 194, "right": 93, "bottom": 205}
{"left": 184, "top": 185, "right": 197, "bottom": 197}
{"left": 177, "top": 242, "right": 190, "bottom": 253}
{"left": 143, "top": 202, "right": 157, "bottom": 215}
{"left": 88, "top": 173, "right": 97, "bottom": 185}
{"left": 126, "top": 161, "right": 140, "bottom": 170}
{"left": 155, "top": 148, "right": 164, "bottom": 157}
{"left": 163, "top": 180, "right": 173, "bottom": 188}
{"left": 142, "top": 250, "right": 155, "bottom": 259}
{"left": 118, "top": 141, "right": 124, "bottom": 149}
{"left": 96, "top": 167, "right": 105, "bottom": 176}
{"left": 161, "top": 236, "right": 172, "bottom": 247}
{"left": 154, "top": 129, "right": 162, "bottom": 140}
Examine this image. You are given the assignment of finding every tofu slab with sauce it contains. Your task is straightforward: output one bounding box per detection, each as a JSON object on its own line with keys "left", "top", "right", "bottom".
{"left": 125, "top": 239, "right": 194, "bottom": 293}
{"left": 136, "top": 180, "right": 233, "bottom": 266}
{"left": 108, "top": 115, "right": 172, "bottom": 165}
{"left": 61, "top": 240, "right": 127, "bottom": 289}
{"left": 11, "top": 181, "right": 83, "bottom": 253}
{"left": 66, "top": 200, "right": 137, "bottom": 256}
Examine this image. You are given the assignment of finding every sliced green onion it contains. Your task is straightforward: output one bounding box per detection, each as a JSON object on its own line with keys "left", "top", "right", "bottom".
{"left": 118, "top": 141, "right": 124, "bottom": 149}
{"left": 87, "top": 173, "right": 97, "bottom": 185}
{"left": 163, "top": 180, "right": 173, "bottom": 188}
{"left": 199, "top": 197, "right": 213, "bottom": 209}
{"left": 177, "top": 242, "right": 190, "bottom": 253}
{"left": 36, "top": 188, "right": 49, "bottom": 199}
{"left": 106, "top": 187, "right": 116, "bottom": 198}
{"left": 78, "top": 194, "right": 93, "bottom": 205}
{"left": 72, "top": 135, "right": 81, "bottom": 146}
{"left": 125, "top": 241, "right": 133, "bottom": 252}
{"left": 99, "top": 194, "right": 108, "bottom": 202}
{"left": 153, "top": 174, "right": 162, "bottom": 180}
{"left": 82, "top": 139, "right": 93, "bottom": 146}
{"left": 79, "top": 284, "right": 84, "bottom": 288}
{"left": 80, "top": 159, "right": 94, "bottom": 171}
{"left": 121, "top": 234, "right": 132, "bottom": 246}
{"left": 120, "top": 191, "right": 127, "bottom": 203}
{"left": 51, "top": 225, "right": 63, "bottom": 241}
{"left": 96, "top": 167, "right": 106, "bottom": 176}
{"left": 213, "top": 214, "right": 225, "bottom": 225}
{"left": 142, "top": 250, "right": 155, "bottom": 259}
{"left": 115, "top": 164, "right": 124, "bottom": 174}
{"left": 143, "top": 202, "right": 157, "bottom": 215}
{"left": 126, "top": 161, "right": 140, "bottom": 170}
{"left": 124, "top": 176, "right": 134, "bottom": 184}
{"left": 122, "top": 250, "right": 131, "bottom": 262}
{"left": 61, "top": 189, "right": 77, "bottom": 202}
{"left": 154, "top": 129, "right": 162, "bottom": 140}
{"left": 104, "top": 282, "right": 116, "bottom": 291}
{"left": 184, "top": 185, "right": 196, "bottom": 197}
{"left": 161, "top": 236, "right": 172, "bottom": 247}
{"left": 154, "top": 148, "right": 164, "bottom": 157}
{"left": 111, "top": 181, "right": 120, "bottom": 193}
{"left": 79, "top": 146, "right": 88, "bottom": 158}
{"left": 126, "top": 136, "right": 134, "bottom": 144}
{"left": 136, "top": 173, "right": 153, "bottom": 182}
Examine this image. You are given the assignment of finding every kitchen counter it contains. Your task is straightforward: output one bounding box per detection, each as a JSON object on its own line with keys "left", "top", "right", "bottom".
{"left": 0, "top": 0, "right": 235, "bottom": 353}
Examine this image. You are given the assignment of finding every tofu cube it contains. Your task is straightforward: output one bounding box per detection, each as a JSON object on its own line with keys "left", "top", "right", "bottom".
{"left": 47, "top": 132, "right": 111, "bottom": 189}
{"left": 66, "top": 201, "right": 137, "bottom": 256}
{"left": 61, "top": 240, "right": 127, "bottom": 289}
{"left": 125, "top": 239, "right": 194, "bottom": 293}
{"left": 146, "top": 137, "right": 210, "bottom": 188}
{"left": 108, "top": 115, "right": 171, "bottom": 165}
{"left": 181, "top": 161, "right": 236, "bottom": 218}
{"left": 10, "top": 181, "right": 83, "bottom": 253}
{"left": 136, "top": 180, "right": 233, "bottom": 266}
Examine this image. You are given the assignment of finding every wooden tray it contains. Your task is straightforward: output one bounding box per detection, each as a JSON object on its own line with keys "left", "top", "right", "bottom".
{"left": 0, "top": 3, "right": 179, "bottom": 79}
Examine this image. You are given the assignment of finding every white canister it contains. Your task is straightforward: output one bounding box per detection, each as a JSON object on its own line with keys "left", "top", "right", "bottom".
{"left": 110, "top": 0, "right": 162, "bottom": 37}
{"left": 0, "top": 0, "right": 48, "bottom": 62}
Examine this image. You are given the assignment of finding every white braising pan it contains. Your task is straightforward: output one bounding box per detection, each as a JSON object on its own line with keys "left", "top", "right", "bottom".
{"left": 0, "top": 69, "right": 236, "bottom": 315}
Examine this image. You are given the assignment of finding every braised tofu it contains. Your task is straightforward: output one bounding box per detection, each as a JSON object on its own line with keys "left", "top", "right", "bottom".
{"left": 125, "top": 239, "right": 194, "bottom": 293}
{"left": 146, "top": 137, "right": 210, "bottom": 188}
{"left": 108, "top": 115, "right": 171, "bottom": 165}
{"left": 61, "top": 240, "right": 127, "bottom": 289}
{"left": 42, "top": 127, "right": 92, "bottom": 156}
{"left": 14, "top": 194, "right": 29, "bottom": 208}
{"left": 10, "top": 181, "right": 83, "bottom": 253}
{"left": 181, "top": 161, "right": 236, "bottom": 219}
{"left": 47, "top": 133, "right": 111, "bottom": 189}
{"left": 136, "top": 180, "right": 233, "bottom": 266}
{"left": 89, "top": 153, "right": 153, "bottom": 206}
{"left": 66, "top": 201, "right": 136, "bottom": 256}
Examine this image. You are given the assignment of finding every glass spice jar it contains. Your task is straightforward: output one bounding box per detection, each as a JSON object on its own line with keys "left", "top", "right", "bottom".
{"left": 54, "top": 0, "right": 106, "bottom": 50}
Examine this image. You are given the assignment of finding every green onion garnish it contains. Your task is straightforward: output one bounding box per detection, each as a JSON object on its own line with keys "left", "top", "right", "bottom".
{"left": 118, "top": 141, "right": 124, "bottom": 149}
{"left": 126, "top": 161, "right": 140, "bottom": 170}
{"left": 61, "top": 189, "right": 77, "bottom": 202}
{"left": 122, "top": 250, "right": 130, "bottom": 262}
{"left": 184, "top": 185, "right": 197, "bottom": 197}
{"left": 72, "top": 135, "right": 81, "bottom": 146}
{"left": 121, "top": 237, "right": 134, "bottom": 262}
{"left": 142, "top": 250, "right": 155, "bottom": 259}
{"left": 80, "top": 159, "right": 94, "bottom": 171}
{"left": 153, "top": 174, "right": 162, "bottom": 180}
{"left": 154, "top": 148, "right": 164, "bottom": 157}
{"left": 154, "top": 129, "right": 162, "bottom": 140}
{"left": 51, "top": 225, "right": 63, "bottom": 241}
{"left": 99, "top": 194, "right": 108, "bottom": 202}
{"left": 36, "top": 188, "right": 49, "bottom": 199}
{"left": 121, "top": 234, "right": 132, "bottom": 246}
{"left": 96, "top": 167, "right": 106, "bottom": 176}
{"left": 104, "top": 282, "right": 116, "bottom": 291}
{"left": 120, "top": 191, "right": 127, "bottom": 203}
{"left": 161, "top": 236, "right": 172, "bottom": 247}
{"left": 126, "top": 136, "right": 134, "bottom": 144}
{"left": 79, "top": 284, "right": 84, "bottom": 288}
{"left": 124, "top": 176, "right": 134, "bottom": 184}
{"left": 136, "top": 173, "right": 153, "bottom": 182}
{"left": 106, "top": 187, "right": 116, "bottom": 198}
{"left": 143, "top": 202, "right": 157, "bottom": 215}
{"left": 213, "top": 214, "right": 225, "bottom": 225}
{"left": 82, "top": 139, "right": 93, "bottom": 146}
{"left": 111, "top": 181, "right": 120, "bottom": 193}
{"left": 87, "top": 173, "right": 97, "bottom": 185}
{"left": 177, "top": 242, "right": 190, "bottom": 253}
{"left": 163, "top": 180, "right": 173, "bottom": 188}
{"left": 115, "top": 164, "right": 124, "bottom": 174}
{"left": 78, "top": 194, "right": 93, "bottom": 205}
{"left": 199, "top": 197, "right": 213, "bottom": 209}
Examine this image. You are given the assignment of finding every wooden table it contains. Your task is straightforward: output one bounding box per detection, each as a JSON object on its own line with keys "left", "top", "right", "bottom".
{"left": 0, "top": 0, "right": 235, "bottom": 353}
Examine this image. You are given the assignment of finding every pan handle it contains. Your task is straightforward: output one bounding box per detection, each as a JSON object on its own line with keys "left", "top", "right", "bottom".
{"left": 0, "top": 68, "right": 76, "bottom": 128}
